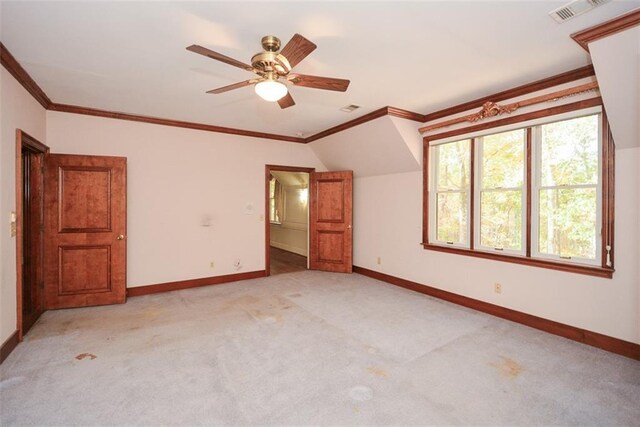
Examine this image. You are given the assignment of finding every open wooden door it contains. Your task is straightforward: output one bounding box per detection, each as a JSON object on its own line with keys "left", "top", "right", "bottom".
{"left": 309, "top": 171, "right": 353, "bottom": 273}
{"left": 17, "top": 130, "right": 48, "bottom": 338}
{"left": 44, "top": 154, "right": 127, "bottom": 309}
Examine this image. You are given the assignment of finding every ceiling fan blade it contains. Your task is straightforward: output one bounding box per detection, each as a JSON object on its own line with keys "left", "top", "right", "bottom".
{"left": 206, "top": 79, "right": 261, "bottom": 94}
{"left": 278, "top": 92, "right": 295, "bottom": 109}
{"left": 186, "top": 44, "right": 254, "bottom": 72}
{"left": 288, "top": 74, "right": 350, "bottom": 92}
{"left": 279, "top": 34, "right": 317, "bottom": 68}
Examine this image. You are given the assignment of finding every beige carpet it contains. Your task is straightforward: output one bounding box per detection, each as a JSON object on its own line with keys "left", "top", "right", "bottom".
{"left": 1, "top": 270, "right": 638, "bottom": 425}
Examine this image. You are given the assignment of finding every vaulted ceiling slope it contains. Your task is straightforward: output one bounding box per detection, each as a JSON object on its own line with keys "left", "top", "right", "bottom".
{"left": 1, "top": 0, "right": 638, "bottom": 137}
{"left": 588, "top": 26, "right": 640, "bottom": 149}
{"left": 309, "top": 116, "right": 421, "bottom": 177}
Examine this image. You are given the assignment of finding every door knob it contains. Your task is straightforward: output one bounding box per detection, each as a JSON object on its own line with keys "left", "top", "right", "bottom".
{"left": 116, "top": 234, "right": 125, "bottom": 240}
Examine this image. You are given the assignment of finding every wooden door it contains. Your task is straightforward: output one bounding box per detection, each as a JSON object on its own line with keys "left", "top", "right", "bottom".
{"left": 44, "top": 154, "right": 127, "bottom": 309}
{"left": 19, "top": 141, "right": 47, "bottom": 336}
{"left": 309, "top": 171, "right": 353, "bottom": 273}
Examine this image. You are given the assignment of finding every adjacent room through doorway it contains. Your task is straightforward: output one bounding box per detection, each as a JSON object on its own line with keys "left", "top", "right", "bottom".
{"left": 267, "top": 169, "right": 310, "bottom": 275}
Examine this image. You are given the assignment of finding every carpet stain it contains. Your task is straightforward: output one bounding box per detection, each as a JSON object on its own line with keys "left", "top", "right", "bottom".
{"left": 243, "top": 296, "right": 295, "bottom": 324}
{"left": 491, "top": 356, "right": 522, "bottom": 378}
{"left": 143, "top": 308, "right": 162, "bottom": 319}
{"left": 226, "top": 295, "right": 261, "bottom": 308}
{"left": 75, "top": 353, "right": 97, "bottom": 361}
{"left": 349, "top": 385, "right": 374, "bottom": 401}
{"left": 367, "top": 366, "right": 388, "bottom": 378}
{"left": 288, "top": 293, "right": 303, "bottom": 298}
{"left": 248, "top": 310, "right": 282, "bottom": 324}
{"left": 0, "top": 376, "right": 26, "bottom": 390}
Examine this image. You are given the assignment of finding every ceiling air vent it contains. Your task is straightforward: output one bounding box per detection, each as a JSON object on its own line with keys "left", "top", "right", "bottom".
{"left": 549, "top": 0, "right": 611, "bottom": 23}
{"left": 340, "top": 104, "right": 360, "bottom": 113}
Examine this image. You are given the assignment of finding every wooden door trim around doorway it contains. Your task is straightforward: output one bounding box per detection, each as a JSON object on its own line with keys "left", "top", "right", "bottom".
{"left": 15, "top": 130, "right": 49, "bottom": 341}
{"left": 264, "top": 165, "right": 315, "bottom": 276}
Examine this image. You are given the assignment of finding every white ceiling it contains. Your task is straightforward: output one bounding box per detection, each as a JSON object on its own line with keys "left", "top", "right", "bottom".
{"left": 2, "top": 1, "right": 639, "bottom": 138}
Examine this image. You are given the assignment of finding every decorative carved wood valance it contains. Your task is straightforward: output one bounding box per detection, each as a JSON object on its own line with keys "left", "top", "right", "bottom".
{"left": 419, "top": 81, "right": 599, "bottom": 133}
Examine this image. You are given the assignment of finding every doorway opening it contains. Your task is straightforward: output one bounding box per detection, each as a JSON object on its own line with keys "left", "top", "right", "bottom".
{"left": 16, "top": 130, "right": 48, "bottom": 340}
{"left": 265, "top": 165, "right": 315, "bottom": 276}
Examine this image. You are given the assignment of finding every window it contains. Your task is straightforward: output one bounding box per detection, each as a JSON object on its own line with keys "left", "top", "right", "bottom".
{"left": 477, "top": 129, "right": 526, "bottom": 254}
{"left": 431, "top": 139, "right": 471, "bottom": 247}
{"left": 424, "top": 108, "right": 613, "bottom": 277}
{"left": 534, "top": 114, "right": 600, "bottom": 264}
{"left": 269, "top": 176, "right": 283, "bottom": 223}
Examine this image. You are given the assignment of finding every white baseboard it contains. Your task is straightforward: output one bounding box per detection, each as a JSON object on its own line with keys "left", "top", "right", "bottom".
{"left": 270, "top": 241, "right": 307, "bottom": 257}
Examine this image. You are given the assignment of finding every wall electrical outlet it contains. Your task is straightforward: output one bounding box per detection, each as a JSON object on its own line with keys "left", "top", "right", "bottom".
{"left": 376, "top": 257, "right": 381, "bottom": 265}
{"left": 209, "top": 261, "right": 215, "bottom": 269}
{"left": 233, "top": 259, "right": 242, "bottom": 270}
{"left": 494, "top": 283, "right": 502, "bottom": 294}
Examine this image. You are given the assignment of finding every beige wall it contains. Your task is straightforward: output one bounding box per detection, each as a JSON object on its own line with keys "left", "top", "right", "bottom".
{"left": 45, "top": 112, "right": 325, "bottom": 289}
{"left": 270, "top": 183, "right": 309, "bottom": 256}
{"left": 352, "top": 146, "right": 640, "bottom": 344}
{"left": 0, "top": 69, "right": 47, "bottom": 344}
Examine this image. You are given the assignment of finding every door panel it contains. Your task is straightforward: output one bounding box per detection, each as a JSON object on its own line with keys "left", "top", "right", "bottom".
{"left": 45, "top": 154, "right": 126, "bottom": 309}
{"left": 309, "top": 171, "right": 353, "bottom": 273}
{"left": 59, "top": 167, "right": 111, "bottom": 231}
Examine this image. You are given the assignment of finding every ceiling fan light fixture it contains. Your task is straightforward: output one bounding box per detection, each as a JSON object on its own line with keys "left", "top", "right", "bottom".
{"left": 255, "top": 79, "right": 288, "bottom": 102}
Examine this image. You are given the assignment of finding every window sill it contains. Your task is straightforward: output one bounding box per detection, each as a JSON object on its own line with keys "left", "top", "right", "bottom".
{"left": 422, "top": 243, "right": 614, "bottom": 279}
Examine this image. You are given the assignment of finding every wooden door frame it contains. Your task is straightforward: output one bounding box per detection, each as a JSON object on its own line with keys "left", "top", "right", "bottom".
{"left": 15, "top": 130, "right": 49, "bottom": 341}
{"left": 264, "top": 165, "right": 315, "bottom": 276}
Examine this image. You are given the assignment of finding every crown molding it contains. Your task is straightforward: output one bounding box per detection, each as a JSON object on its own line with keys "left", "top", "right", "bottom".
{"left": 48, "top": 103, "right": 306, "bottom": 143}
{"left": 420, "top": 81, "right": 599, "bottom": 134}
{"left": 0, "top": 42, "right": 602, "bottom": 145}
{"left": 423, "top": 65, "right": 596, "bottom": 122}
{"left": 571, "top": 8, "right": 640, "bottom": 52}
{"left": 304, "top": 106, "right": 424, "bottom": 143}
{"left": 1, "top": 41, "right": 422, "bottom": 143}
{"left": 0, "top": 42, "right": 51, "bottom": 109}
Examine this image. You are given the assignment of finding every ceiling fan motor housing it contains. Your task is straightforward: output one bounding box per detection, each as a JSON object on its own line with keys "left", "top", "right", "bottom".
{"left": 261, "top": 35, "right": 281, "bottom": 52}
{"left": 251, "top": 36, "right": 291, "bottom": 76}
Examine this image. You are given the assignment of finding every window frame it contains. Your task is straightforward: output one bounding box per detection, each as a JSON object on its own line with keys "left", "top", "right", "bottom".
{"left": 530, "top": 116, "right": 602, "bottom": 266}
{"left": 474, "top": 130, "right": 527, "bottom": 256}
{"left": 423, "top": 100, "right": 614, "bottom": 279}
{"left": 429, "top": 140, "right": 472, "bottom": 249}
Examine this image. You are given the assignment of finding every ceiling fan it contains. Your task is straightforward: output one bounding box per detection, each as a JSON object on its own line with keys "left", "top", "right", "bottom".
{"left": 186, "top": 34, "right": 350, "bottom": 109}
